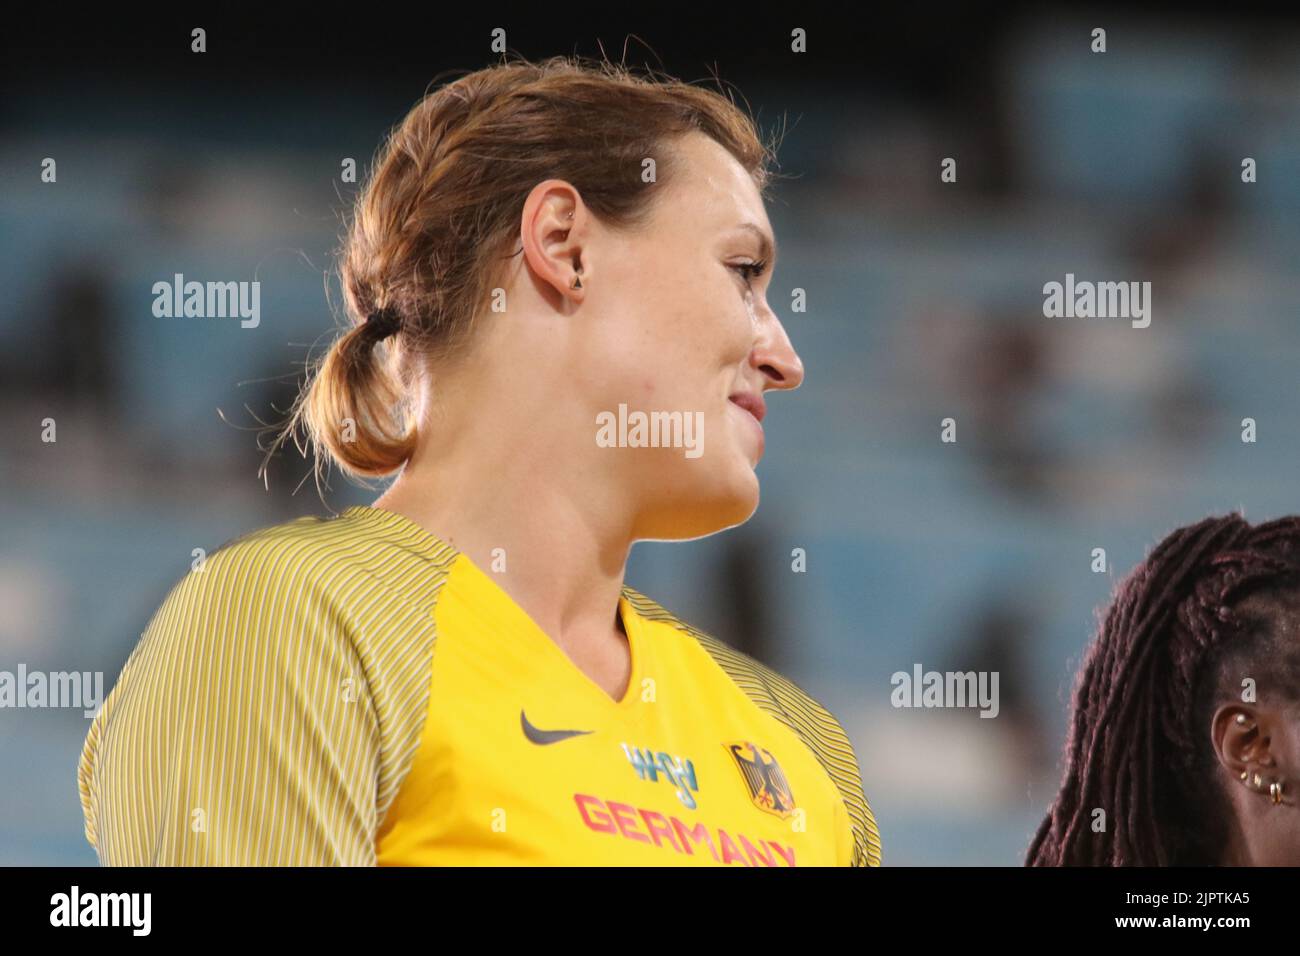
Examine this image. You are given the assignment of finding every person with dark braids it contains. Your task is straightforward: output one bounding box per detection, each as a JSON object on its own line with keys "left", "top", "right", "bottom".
{"left": 1028, "top": 513, "right": 1300, "bottom": 865}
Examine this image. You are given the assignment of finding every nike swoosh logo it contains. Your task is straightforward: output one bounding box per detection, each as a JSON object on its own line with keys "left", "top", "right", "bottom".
{"left": 521, "top": 709, "right": 594, "bottom": 745}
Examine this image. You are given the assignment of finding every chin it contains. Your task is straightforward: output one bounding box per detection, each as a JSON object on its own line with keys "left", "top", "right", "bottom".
{"left": 641, "top": 466, "right": 760, "bottom": 541}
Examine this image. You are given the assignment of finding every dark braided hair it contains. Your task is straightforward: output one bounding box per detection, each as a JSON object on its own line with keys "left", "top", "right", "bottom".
{"left": 1027, "top": 513, "right": 1300, "bottom": 865}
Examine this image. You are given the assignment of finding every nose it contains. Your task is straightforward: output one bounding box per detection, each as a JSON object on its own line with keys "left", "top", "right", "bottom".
{"left": 751, "top": 308, "right": 804, "bottom": 392}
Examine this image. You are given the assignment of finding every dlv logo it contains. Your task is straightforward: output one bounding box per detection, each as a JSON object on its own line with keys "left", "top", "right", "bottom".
{"left": 621, "top": 744, "right": 700, "bottom": 809}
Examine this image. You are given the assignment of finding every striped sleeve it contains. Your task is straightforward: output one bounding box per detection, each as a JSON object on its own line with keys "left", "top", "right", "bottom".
{"left": 77, "top": 535, "right": 382, "bottom": 865}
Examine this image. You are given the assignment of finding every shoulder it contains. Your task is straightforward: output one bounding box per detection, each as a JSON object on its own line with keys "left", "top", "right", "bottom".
{"left": 96, "top": 510, "right": 401, "bottom": 730}
{"left": 621, "top": 585, "right": 883, "bottom": 867}
{"left": 79, "top": 509, "right": 448, "bottom": 860}
{"left": 91, "top": 506, "right": 452, "bottom": 780}
{"left": 163, "top": 506, "right": 456, "bottom": 622}
{"left": 133, "top": 509, "right": 450, "bottom": 780}
{"left": 169, "top": 505, "right": 450, "bottom": 754}
{"left": 195, "top": 506, "right": 420, "bottom": 584}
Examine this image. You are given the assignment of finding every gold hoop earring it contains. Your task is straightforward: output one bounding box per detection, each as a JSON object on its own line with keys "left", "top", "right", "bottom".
{"left": 1271, "top": 780, "right": 1284, "bottom": 805}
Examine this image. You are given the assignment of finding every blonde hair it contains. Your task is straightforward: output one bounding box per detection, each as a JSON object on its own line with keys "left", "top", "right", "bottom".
{"left": 262, "top": 54, "right": 775, "bottom": 487}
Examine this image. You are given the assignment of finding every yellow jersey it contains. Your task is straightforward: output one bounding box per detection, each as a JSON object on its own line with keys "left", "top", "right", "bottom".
{"left": 77, "top": 505, "right": 882, "bottom": 867}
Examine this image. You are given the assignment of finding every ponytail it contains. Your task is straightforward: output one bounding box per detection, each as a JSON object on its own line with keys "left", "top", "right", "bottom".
{"left": 259, "top": 312, "right": 417, "bottom": 486}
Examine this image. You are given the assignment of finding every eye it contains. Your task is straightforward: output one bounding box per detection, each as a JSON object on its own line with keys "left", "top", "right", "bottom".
{"left": 730, "top": 259, "right": 769, "bottom": 289}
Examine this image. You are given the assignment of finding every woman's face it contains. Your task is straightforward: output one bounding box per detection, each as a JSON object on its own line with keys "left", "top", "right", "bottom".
{"left": 579, "top": 131, "right": 804, "bottom": 541}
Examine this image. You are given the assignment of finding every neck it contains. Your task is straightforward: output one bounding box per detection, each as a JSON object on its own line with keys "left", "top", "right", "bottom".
{"left": 372, "top": 380, "right": 632, "bottom": 652}
{"left": 1215, "top": 789, "right": 1256, "bottom": 866}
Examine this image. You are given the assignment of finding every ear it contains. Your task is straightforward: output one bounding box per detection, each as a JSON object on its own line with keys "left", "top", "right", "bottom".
{"left": 519, "top": 179, "right": 588, "bottom": 304}
{"left": 1212, "top": 705, "right": 1277, "bottom": 783}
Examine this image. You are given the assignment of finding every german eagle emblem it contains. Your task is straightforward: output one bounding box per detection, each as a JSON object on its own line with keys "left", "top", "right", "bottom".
{"left": 726, "top": 740, "right": 796, "bottom": 817}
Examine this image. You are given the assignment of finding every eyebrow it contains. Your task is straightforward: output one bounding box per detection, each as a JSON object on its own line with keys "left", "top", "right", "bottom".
{"left": 733, "top": 222, "right": 777, "bottom": 266}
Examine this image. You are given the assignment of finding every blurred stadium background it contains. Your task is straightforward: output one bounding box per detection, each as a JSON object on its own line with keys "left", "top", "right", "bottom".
{"left": 4, "top": 7, "right": 1300, "bottom": 864}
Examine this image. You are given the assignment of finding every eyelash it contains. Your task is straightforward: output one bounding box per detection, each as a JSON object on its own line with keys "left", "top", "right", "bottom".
{"left": 732, "top": 259, "right": 769, "bottom": 288}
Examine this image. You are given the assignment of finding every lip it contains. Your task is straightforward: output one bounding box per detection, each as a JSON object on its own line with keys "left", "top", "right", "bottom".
{"left": 728, "top": 392, "right": 767, "bottom": 424}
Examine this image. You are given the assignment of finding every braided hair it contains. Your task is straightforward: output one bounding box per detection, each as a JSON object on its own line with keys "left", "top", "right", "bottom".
{"left": 1027, "top": 513, "right": 1300, "bottom": 865}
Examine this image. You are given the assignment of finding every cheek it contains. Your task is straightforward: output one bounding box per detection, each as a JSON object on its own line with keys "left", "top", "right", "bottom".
{"left": 609, "top": 288, "right": 750, "bottom": 410}
{"left": 687, "top": 287, "right": 753, "bottom": 362}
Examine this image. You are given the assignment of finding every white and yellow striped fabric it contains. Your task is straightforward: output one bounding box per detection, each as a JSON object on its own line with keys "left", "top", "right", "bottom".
{"left": 78, "top": 506, "right": 881, "bottom": 866}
